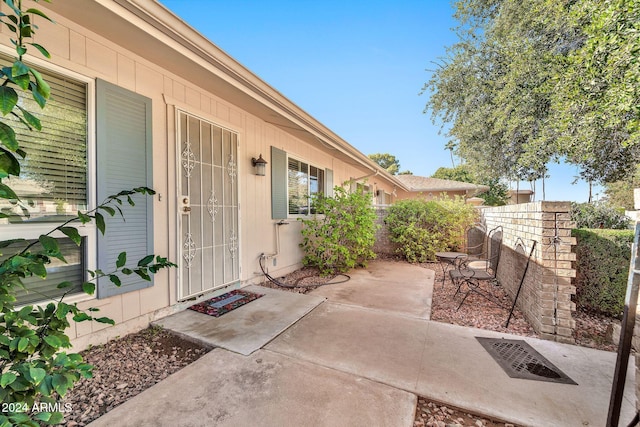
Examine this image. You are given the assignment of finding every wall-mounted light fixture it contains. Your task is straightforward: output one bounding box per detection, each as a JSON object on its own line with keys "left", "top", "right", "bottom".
{"left": 251, "top": 154, "right": 267, "bottom": 176}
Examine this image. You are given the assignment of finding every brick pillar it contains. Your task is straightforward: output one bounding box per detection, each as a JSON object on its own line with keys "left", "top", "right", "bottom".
{"left": 481, "top": 201, "right": 577, "bottom": 343}
{"left": 537, "top": 203, "right": 577, "bottom": 343}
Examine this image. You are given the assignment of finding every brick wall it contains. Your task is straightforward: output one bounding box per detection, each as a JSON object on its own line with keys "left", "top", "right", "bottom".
{"left": 481, "top": 202, "right": 577, "bottom": 343}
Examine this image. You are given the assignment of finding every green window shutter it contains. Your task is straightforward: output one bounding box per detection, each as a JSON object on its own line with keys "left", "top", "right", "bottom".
{"left": 271, "top": 146, "right": 287, "bottom": 219}
{"left": 96, "top": 79, "right": 154, "bottom": 298}
{"left": 325, "top": 168, "right": 334, "bottom": 197}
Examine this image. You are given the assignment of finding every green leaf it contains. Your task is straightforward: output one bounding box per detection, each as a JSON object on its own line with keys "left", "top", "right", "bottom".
{"left": 29, "top": 367, "right": 46, "bottom": 385}
{"left": 18, "top": 305, "right": 33, "bottom": 318}
{"left": 73, "top": 312, "right": 91, "bottom": 322}
{"left": 56, "top": 280, "right": 73, "bottom": 289}
{"left": 10, "top": 72, "right": 30, "bottom": 90}
{"left": 0, "top": 121, "right": 18, "bottom": 150}
{"left": 43, "top": 335, "right": 62, "bottom": 348}
{"left": 48, "top": 412, "right": 64, "bottom": 424}
{"left": 25, "top": 8, "right": 53, "bottom": 23}
{"left": 99, "top": 205, "right": 115, "bottom": 216}
{"left": 116, "top": 252, "right": 126, "bottom": 268}
{"left": 39, "top": 234, "right": 59, "bottom": 254}
{"left": 30, "top": 68, "right": 50, "bottom": 99}
{"left": 0, "top": 86, "right": 18, "bottom": 115}
{"left": 109, "top": 274, "right": 121, "bottom": 287}
{"left": 11, "top": 60, "right": 29, "bottom": 78}
{"left": 0, "top": 182, "right": 19, "bottom": 200}
{"left": 31, "top": 86, "right": 46, "bottom": 108}
{"left": 94, "top": 317, "right": 115, "bottom": 325}
{"left": 0, "top": 147, "right": 20, "bottom": 178}
{"left": 82, "top": 281, "right": 95, "bottom": 295}
{"left": 17, "top": 105, "right": 41, "bottom": 130}
{"left": 29, "top": 42, "right": 51, "bottom": 58}
{"left": 27, "top": 262, "right": 47, "bottom": 278}
{"left": 137, "top": 254, "right": 154, "bottom": 267}
{"left": 95, "top": 212, "right": 105, "bottom": 235}
{"left": 52, "top": 373, "right": 68, "bottom": 392}
{"left": 60, "top": 226, "right": 82, "bottom": 245}
{"left": 34, "top": 412, "right": 52, "bottom": 422}
{"left": 0, "top": 372, "right": 16, "bottom": 388}
{"left": 134, "top": 269, "right": 151, "bottom": 281}
{"left": 77, "top": 211, "right": 91, "bottom": 224}
{"left": 17, "top": 336, "right": 29, "bottom": 352}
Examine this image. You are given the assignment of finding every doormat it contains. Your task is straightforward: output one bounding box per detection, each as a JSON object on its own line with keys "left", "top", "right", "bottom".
{"left": 476, "top": 337, "right": 577, "bottom": 385}
{"left": 188, "top": 290, "right": 264, "bottom": 317}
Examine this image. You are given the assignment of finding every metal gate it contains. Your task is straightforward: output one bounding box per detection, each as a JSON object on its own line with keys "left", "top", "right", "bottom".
{"left": 177, "top": 111, "right": 239, "bottom": 300}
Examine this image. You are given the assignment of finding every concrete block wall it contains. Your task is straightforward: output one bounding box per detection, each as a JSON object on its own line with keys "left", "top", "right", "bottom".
{"left": 481, "top": 201, "right": 577, "bottom": 343}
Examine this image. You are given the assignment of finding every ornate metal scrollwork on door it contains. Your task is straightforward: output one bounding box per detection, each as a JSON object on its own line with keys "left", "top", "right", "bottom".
{"left": 228, "top": 231, "right": 238, "bottom": 259}
{"left": 183, "top": 233, "right": 196, "bottom": 268}
{"left": 207, "top": 191, "right": 218, "bottom": 222}
{"left": 181, "top": 141, "right": 195, "bottom": 178}
{"left": 227, "top": 153, "right": 237, "bottom": 184}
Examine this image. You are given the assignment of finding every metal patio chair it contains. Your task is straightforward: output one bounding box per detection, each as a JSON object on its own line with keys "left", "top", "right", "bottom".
{"left": 449, "top": 226, "right": 504, "bottom": 310}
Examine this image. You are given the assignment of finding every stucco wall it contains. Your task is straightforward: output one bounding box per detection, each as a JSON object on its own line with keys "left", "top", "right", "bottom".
{"left": 0, "top": 3, "right": 400, "bottom": 350}
{"left": 481, "top": 202, "right": 577, "bottom": 343}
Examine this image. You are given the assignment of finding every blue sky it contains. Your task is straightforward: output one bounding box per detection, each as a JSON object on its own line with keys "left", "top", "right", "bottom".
{"left": 159, "top": 0, "right": 601, "bottom": 202}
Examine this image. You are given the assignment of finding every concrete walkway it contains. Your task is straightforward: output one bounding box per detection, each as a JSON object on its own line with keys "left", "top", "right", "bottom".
{"left": 89, "top": 260, "right": 636, "bottom": 427}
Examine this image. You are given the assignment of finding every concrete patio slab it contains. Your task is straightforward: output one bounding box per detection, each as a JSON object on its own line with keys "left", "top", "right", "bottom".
{"left": 266, "top": 302, "right": 636, "bottom": 426}
{"left": 310, "top": 260, "right": 434, "bottom": 319}
{"left": 153, "top": 285, "right": 325, "bottom": 355}
{"left": 88, "top": 348, "right": 417, "bottom": 427}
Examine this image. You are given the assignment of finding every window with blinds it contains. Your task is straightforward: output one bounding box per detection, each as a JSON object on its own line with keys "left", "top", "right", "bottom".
{"left": 287, "top": 157, "right": 324, "bottom": 215}
{"left": 0, "top": 59, "right": 88, "bottom": 305}
{"left": 2, "top": 238, "right": 84, "bottom": 305}
{"left": 2, "top": 64, "right": 87, "bottom": 222}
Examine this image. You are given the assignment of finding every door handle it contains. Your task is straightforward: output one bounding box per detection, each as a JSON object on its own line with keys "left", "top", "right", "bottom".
{"left": 183, "top": 206, "right": 191, "bottom": 213}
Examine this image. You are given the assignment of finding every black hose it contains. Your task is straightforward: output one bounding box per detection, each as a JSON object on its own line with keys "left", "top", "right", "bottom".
{"left": 259, "top": 255, "right": 350, "bottom": 288}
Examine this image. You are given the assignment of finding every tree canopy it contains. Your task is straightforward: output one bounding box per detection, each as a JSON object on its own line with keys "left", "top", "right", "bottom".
{"left": 368, "top": 153, "right": 401, "bottom": 175}
{"left": 432, "top": 165, "right": 509, "bottom": 206}
{"left": 424, "top": 0, "right": 640, "bottom": 185}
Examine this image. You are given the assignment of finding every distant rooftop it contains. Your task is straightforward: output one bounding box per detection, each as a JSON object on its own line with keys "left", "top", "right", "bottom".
{"left": 395, "top": 175, "right": 489, "bottom": 194}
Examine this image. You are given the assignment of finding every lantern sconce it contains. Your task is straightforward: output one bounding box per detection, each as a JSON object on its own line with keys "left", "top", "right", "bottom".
{"left": 251, "top": 154, "right": 267, "bottom": 176}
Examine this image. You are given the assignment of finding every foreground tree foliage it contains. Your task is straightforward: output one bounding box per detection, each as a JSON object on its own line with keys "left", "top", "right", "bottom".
{"left": 425, "top": 0, "right": 640, "bottom": 186}
{"left": 0, "top": 1, "right": 175, "bottom": 425}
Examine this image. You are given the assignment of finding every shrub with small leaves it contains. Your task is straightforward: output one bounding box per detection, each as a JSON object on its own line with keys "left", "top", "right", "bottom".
{"left": 570, "top": 202, "right": 631, "bottom": 230}
{"left": 384, "top": 197, "right": 479, "bottom": 263}
{"left": 299, "top": 187, "right": 378, "bottom": 275}
{"left": 572, "top": 228, "right": 633, "bottom": 318}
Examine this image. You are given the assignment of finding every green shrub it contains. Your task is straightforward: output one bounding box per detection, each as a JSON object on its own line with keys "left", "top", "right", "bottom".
{"left": 571, "top": 202, "right": 631, "bottom": 229}
{"left": 572, "top": 228, "right": 634, "bottom": 317}
{"left": 384, "top": 197, "right": 479, "bottom": 263}
{"left": 299, "top": 187, "right": 378, "bottom": 275}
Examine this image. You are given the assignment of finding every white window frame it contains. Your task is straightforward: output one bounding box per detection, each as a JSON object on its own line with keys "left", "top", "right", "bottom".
{"left": 0, "top": 46, "right": 97, "bottom": 306}
{"left": 286, "top": 154, "right": 325, "bottom": 217}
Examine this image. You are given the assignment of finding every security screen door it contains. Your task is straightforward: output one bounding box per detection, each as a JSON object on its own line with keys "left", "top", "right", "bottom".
{"left": 177, "top": 111, "right": 239, "bottom": 300}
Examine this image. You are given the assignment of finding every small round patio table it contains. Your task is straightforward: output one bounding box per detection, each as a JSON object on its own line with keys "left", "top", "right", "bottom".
{"left": 435, "top": 251, "right": 467, "bottom": 288}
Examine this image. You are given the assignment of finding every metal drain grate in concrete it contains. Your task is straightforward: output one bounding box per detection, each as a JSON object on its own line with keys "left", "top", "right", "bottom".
{"left": 476, "top": 337, "right": 577, "bottom": 385}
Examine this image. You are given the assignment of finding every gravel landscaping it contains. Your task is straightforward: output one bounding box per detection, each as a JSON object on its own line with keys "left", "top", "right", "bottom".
{"left": 61, "top": 327, "right": 210, "bottom": 426}
{"left": 59, "top": 258, "right": 617, "bottom": 426}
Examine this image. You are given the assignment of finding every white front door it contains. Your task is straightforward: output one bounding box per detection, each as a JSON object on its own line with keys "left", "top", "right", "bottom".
{"left": 177, "top": 111, "right": 240, "bottom": 300}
